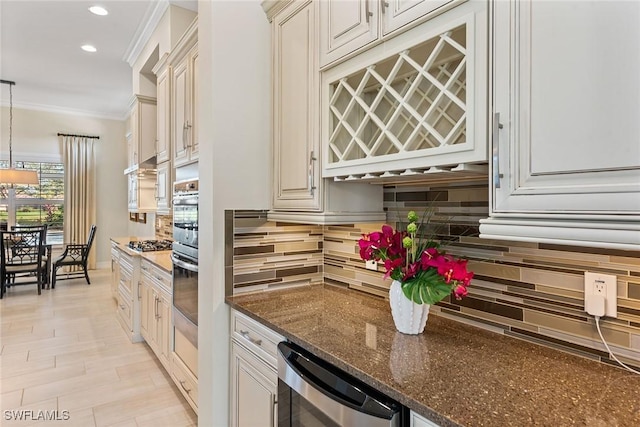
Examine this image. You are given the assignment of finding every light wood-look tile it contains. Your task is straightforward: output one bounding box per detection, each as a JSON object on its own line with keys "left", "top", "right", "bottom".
{"left": 0, "top": 270, "right": 197, "bottom": 426}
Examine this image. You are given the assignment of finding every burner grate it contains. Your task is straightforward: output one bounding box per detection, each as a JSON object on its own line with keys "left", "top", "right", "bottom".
{"left": 128, "top": 239, "right": 173, "bottom": 252}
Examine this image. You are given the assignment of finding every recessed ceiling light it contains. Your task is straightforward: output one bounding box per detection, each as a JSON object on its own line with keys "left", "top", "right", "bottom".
{"left": 81, "top": 45, "right": 97, "bottom": 53}
{"left": 89, "top": 6, "right": 108, "bottom": 16}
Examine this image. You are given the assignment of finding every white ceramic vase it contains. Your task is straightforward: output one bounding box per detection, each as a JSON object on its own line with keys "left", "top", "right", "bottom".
{"left": 389, "top": 280, "right": 430, "bottom": 334}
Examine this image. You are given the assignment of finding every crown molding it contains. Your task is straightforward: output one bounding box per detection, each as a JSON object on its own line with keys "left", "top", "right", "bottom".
{"left": 123, "top": 0, "right": 171, "bottom": 66}
{"left": 1, "top": 101, "right": 127, "bottom": 121}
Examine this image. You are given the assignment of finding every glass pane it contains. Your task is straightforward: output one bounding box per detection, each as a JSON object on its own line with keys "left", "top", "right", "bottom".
{"left": 2, "top": 161, "right": 64, "bottom": 242}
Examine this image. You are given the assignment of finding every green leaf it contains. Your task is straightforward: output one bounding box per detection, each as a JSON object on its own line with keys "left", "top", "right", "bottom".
{"left": 400, "top": 269, "right": 453, "bottom": 305}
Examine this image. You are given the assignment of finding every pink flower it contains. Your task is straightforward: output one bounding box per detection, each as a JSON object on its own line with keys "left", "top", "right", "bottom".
{"left": 357, "top": 214, "right": 474, "bottom": 305}
{"left": 453, "top": 284, "right": 468, "bottom": 299}
{"left": 402, "top": 262, "right": 420, "bottom": 281}
{"left": 383, "top": 258, "right": 403, "bottom": 279}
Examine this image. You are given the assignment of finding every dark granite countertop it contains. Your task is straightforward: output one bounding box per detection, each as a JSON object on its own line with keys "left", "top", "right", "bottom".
{"left": 226, "top": 284, "right": 640, "bottom": 427}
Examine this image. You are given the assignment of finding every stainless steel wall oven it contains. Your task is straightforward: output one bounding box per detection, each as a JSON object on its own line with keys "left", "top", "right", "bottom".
{"left": 172, "top": 178, "right": 198, "bottom": 376}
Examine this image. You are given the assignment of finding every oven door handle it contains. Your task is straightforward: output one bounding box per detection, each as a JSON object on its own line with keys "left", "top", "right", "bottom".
{"left": 171, "top": 254, "right": 198, "bottom": 273}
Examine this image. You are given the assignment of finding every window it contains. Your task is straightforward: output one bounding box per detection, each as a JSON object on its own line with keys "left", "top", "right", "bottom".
{"left": 0, "top": 161, "right": 64, "bottom": 245}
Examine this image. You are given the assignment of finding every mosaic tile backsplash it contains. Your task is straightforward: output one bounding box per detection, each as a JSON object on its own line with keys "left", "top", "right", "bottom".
{"left": 229, "top": 183, "right": 640, "bottom": 367}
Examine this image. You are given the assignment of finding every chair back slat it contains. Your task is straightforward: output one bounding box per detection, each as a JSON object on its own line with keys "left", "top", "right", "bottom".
{"left": 1, "top": 229, "right": 45, "bottom": 270}
{"left": 11, "top": 224, "right": 49, "bottom": 244}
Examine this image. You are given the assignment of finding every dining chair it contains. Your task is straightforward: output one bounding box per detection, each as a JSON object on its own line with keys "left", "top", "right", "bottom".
{"left": 10, "top": 224, "right": 50, "bottom": 286}
{"left": 51, "top": 225, "right": 97, "bottom": 288}
{"left": 11, "top": 224, "right": 48, "bottom": 243}
{"left": 0, "top": 229, "right": 46, "bottom": 298}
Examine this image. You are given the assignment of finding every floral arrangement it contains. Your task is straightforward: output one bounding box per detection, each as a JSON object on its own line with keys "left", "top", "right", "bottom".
{"left": 358, "top": 210, "right": 473, "bottom": 305}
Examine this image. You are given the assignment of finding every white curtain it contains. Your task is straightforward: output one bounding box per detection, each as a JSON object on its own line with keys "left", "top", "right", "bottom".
{"left": 60, "top": 135, "right": 97, "bottom": 269}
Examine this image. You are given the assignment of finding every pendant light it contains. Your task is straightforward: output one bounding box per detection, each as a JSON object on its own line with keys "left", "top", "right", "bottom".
{"left": 0, "top": 79, "right": 39, "bottom": 185}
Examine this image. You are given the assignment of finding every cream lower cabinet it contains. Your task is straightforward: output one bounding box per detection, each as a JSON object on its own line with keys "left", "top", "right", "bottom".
{"left": 115, "top": 250, "right": 143, "bottom": 343}
{"left": 230, "top": 342, "right": 278, "bottom": 427}
{"left": 140, "top": 259, "right": 172, "bottom": 371}
{"left": 411, "top": 411, "right": 441, "bottom": 427}
{"left": 110, "top": 242, "right": 120, "bottom": 299}
{"left": 171, "top": 344, "right": 198, "bottom": 413}
{"left": 230, "top": 309, "right": 283, "bottom": 427}
{"left": 480, "top": 0, "right": 640, "bottom": 250}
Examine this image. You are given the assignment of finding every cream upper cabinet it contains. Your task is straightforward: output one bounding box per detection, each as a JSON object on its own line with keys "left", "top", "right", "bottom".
{"left": 155, "top": 59, "right": 171, "bottom": 164}
{"left": 320, "top": 0, "right": 378, "bottom": 67}
{"left": 189, "top": 48, "right": 199, "bottom": 161}
{"left": 172, "top": 56, "right": 190, "bottom": 166}
{"left": 267, "top": 0, "right": 384, "bottom": 224}
{"left": 382, "top": 0, "right": 455, "bottom": 35}
{"left": 480, "top": 0, "right": 640, "bottom": 250}
{"left": 155, "top": 161, "right": 173, "bottom": 215}
{"left": 272, "top": 0, "right": 321, "bottom": 211}
{"left": 128, "top": 95, "right": 157, "bottom": 168}
{"left": 320, "top": 0, "right": 460, "bottom": 68}
{"left": 170, "top": 20, "right": 198, "bottom": 168}
{"left": 321, "top": 0, "right": 488, "bottom": 180}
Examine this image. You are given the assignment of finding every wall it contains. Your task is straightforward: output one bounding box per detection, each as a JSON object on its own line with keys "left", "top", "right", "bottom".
{"left": 198, "top": 1, "right": 272, "bottom": 425}
{"left": 0, "top": 107, "right": 129, "bottom": 268}
{"left": 126, "top": 212, "right": 156, "bottom": 238}
{"left": 229, "top": 183, "right": 640, "bottom": 368}
{"left": 132, "top": 5, "right": 197, "bottom": 97}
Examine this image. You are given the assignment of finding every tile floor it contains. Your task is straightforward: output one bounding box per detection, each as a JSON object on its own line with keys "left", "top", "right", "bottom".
{"left": 0, "top": 269, "right": 197, "bottom": 426}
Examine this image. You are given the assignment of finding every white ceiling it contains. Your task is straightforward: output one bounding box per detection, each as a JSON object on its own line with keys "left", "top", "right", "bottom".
{"left": 0, "top": 0, "right": 196, "bottom": 120}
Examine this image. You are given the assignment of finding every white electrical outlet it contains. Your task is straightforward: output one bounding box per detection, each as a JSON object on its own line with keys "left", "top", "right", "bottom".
{"left": 584, "top": 272, "right": 617, "bottom": 318}
{"left": 365, "top": 260, "right": 378, "bottom": 271}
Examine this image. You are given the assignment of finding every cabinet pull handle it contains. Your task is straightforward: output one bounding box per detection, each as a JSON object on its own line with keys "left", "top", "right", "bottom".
{"left": 119, "top": 304, "right": 125, "bottom": 310}
{"left": 137, "top": 282, "right": 141, "bottom": 300}
{"left": 308, "top": 150, "right": 317, "bottom": 196}
{"left": 182, "top": 121, "right": 189, "bottom": 149}
{"left": 381, "top": 0, "right": 389, "bottom": 13}
{"left": 179, "top": 380, "right": 191, "bottom": 394}
{"left": 365, "top": 0, "right": 373, "bottom": 23}
{"left": 492, "top": 112, "right": 504, "bottom": 189}
{"left": 239, "top": 330, "right": 262, "bottom": 346}
{"left": 271, "top": 394, "right": 277, "bottom": 427}
{"left": 155, "top": 296, "right": 160, "bottom": 319}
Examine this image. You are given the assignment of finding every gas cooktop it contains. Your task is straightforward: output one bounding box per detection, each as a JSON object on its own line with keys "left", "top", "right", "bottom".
{"left": 128, "top": 239, "right": 173, "bottom": 252}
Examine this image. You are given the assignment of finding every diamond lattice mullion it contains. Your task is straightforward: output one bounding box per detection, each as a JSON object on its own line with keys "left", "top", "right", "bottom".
{"left": 340, "top": 74, "right": 404, "bottom": 155}
{"left": 440, "top": 32, "right": 466, "bottom": 57}
{"left": 359, "top": 60, "right": 409, "bottom": 156}
{"left": 366, "top": 62, "right": 423, "bottom": 153}
{"left": 383, "top": 79, "right": 417, "bottom": 139}
{"left": 372, "top": 37, "right": 453, "bottom": 149}
{"left": 433, "top": 63, "right": 467, "bottom": 145}
{"left": 329, "top": 79, "right": 366, "bottom": 161}
{"left": 330, "top": 105, "right": 371, "bottom": 161}
{"left": 404, "top": 60, "right": 465, "bottom": 150}
{"left": 443, "top": 111, "right": 467, "bottom": 145}
{"left": 343, "top": 68, "right": 379, "bottom": 160}
{"left": 400, "top": 53, "right": 465, "bottom": 114}
{"left": 419, "top": 55, "right": 467, "bottom": 145}
{"left": 328, "top": 105, "right": 351, "bottom": 160}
